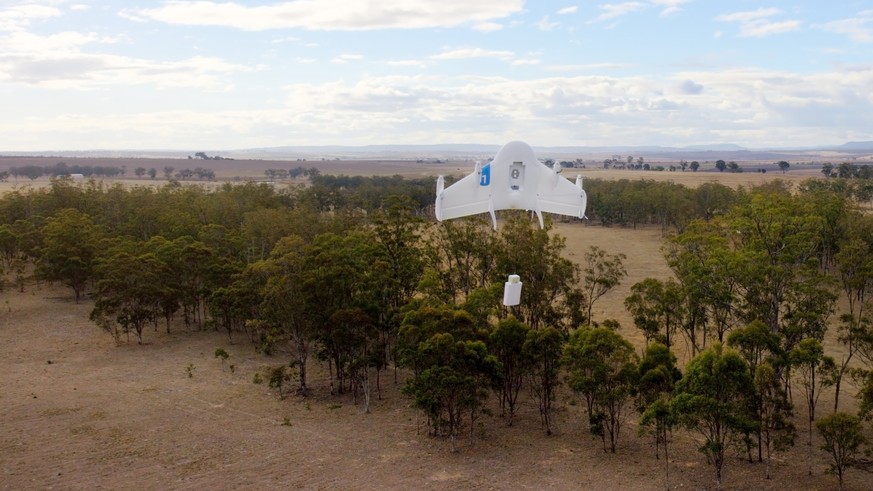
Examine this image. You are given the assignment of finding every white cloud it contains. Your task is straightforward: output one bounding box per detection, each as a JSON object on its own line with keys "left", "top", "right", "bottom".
{"left": 386, "top": 60, "right": 428, "bottom": 68}
{"left": 431, "top": 48, "right": 515, "bottom": 61}
{"left": 473, "top": 22, "right": 503, "bottom": 32}
{"left": 717, "top": 8, "right": 800, "bottom": 37}
{"left": 650, "top": 0, "right": 690, "bottom": 17}
{"left": 5, "top": 66, "right": 873, "bottom": 149}
{"left": 589, "top": 2, "right": 646, "bottom": 24}
{"left": 717, "top": 8, "right": 782, "bottom": 24}
{"left": 331, "top": 53, "right": 363, "bottom": 64}
{"left": 123, "top": 0, "right": 525, "bottom": 31}
{"left": 272, "top": 67, "right": 873, "bottom": 147}
{"left": 557, "top": 6, "right": 577, "bottom": 15}
{"left": 0, "top": 4, "right": 61, "bottom": 30}
{"left": 0, "top": 27, "right": 253, "bottom": 89}
{"left": 511, "top": 58, "right": 541, "bottom": 66}
{"left": 545, "top": 63, "right": 631, "bottom": 72}
{"left": 537, "top": 15, "right": 560, "bottom": 31}
{"left": 819, "top": 13, "right": 873, "bottom": 43}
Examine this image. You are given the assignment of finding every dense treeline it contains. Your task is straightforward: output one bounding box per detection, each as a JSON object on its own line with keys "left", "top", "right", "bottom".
{"left": 2, "top": 174, "right": 873, "bottom": 490}
{"left": 7, "top": 162, "right": 126, "bottom": 180}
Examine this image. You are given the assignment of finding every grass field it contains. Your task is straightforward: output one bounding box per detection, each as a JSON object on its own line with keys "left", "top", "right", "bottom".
{"left": 1, "top": 158, "right": 869, "bottom": 490}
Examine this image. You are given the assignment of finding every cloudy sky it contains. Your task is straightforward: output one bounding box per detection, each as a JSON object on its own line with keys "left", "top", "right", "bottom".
{"left": 1, "top": 0, "right": 872, "bottom": 151}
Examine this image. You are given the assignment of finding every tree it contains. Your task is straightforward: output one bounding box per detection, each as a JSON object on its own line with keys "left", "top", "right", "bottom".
{"left": 370, "top": 195, "right": 426, "bottom": 373}
{"left": 833, "top": 228, "right": 873, "bottom": 411}
{"left": 640, "top": 395, "right": 676, "bottom": 491}
{"left": 689, "top": 161, "right": 700, "bottom": 172}
{"left": 715, "top": 160, "right": 726, "bottom": 172}
{"left": 424, "top": 216, "right": 495, "bottom": 304}
{"left": 667, "top": 219, "right": 740, "bottom": 352}
{"left": 821, "top": 162, "right": 834, "bottom": 178}
{"left": 725, "top": 189, "right": 834, "bottom": 350}
{"left": 581, "top": 246, "right": 627, "bottom": 327}
{"left": 672, "top": 344, "right": 753, "bottom": 491}
{"left": 727, "top": 320, "right": 786, "bottom": 463}
{"left": 91, "top": 249, "right": 168, "bottom": 343}
{"left": 777, "top": 161, "right": 790, "bottom": 173}
{"left": 147, "top": 168, "right": 157, "bottom": 180}
{"left": 754, "top": 361, "right": 796, "bottom": 479}
{"left": 790, "top": 338, "right": 837, "bottom": 476}
{"left": 402, "top": 333, "right": 501, "bottom": 451}
{"left": 254, "top": 236, "right": 315, "bottom": 393}
{"left": 727, "top": 321, "right": 781, "bottom": 380}
{"left": 490, "top": 317, "right": 530, "bottom": 425}
{"left": 625, "top": 278, "right": 684, "bottom": 349}
{"left": 816, "top": 412, "right": 867, "bottom": 491}
{"left": 565, "top": 327, "right": 639, "bottom": 452}
{"left": 37, "top": 209, "right": 102, "bottom": 302}
{"left": 163, "top": 166, "right": 175, "bottom": 180}
{"left": 493, "top": 213, "right": 584, "bottom": 331}
{"left": 135, "top": 167, "right": 146, "bottom": 179}
{"left": 523, "top": 326, "right": 564, "bottom": 435}
{"left": 300, "top": 230, "right": 381, "bottom": 394}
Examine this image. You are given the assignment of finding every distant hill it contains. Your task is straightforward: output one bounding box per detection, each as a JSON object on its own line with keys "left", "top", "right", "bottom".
{"left": 2, "top": 141, "right": 869, "bottom": 161}
{"left": 834, "top": 141, "right": 873, "bottom": 151}
{"left": 682, "top": 143, "right": 747, "bottom": 151}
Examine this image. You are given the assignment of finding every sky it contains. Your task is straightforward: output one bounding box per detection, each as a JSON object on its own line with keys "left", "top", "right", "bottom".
{"left": 1, "top": 0, "right": 872, "bottom": 151}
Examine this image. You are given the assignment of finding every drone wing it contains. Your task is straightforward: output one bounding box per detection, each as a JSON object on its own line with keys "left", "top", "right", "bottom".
{"left": 536, "top": 171, "right": 587, "bottom": 221}
{"left": 434, "top": 163, "right": 496, "bottom": 226}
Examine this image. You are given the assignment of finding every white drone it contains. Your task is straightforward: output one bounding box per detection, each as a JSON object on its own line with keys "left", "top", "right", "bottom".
{"left": 434, "top": 140, "right": 587, "bottom": 230}
{"left": 434, "top": 141, "right": 588, "bottom": 306}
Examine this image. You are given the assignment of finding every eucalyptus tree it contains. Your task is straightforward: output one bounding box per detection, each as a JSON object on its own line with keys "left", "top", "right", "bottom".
{"left": 564, "top": 326, "right": 639, "bottom": 453}
{"left": 523, "top": 326, "right": 564, "bottom": 436}
{"left": 625, "top": 278, "right": 685, "bottom": 349}
{"left": 727, "top": 320, "right": 785, "bottom": 462}
{"left": 754, "top": 361, "right": 796, "bottom": 479}
{"left": 37, "top": 209, "right": 103, "bottom": 302}
{"left": 637, "top": 343, "right": 681, "bottom": 465}
{"left": 489, "top": 316, "right": 531, "bottom": 426}
{"left": 727, "top": 188, "right": 831, "bottom": 341}
{"left": 493, "top": 212, "right": 584, "bottom": 331}
{"left": 816, "top": 412, "right": 867, "bottom": 491}
{"left": 301, "top": 229, "right": 382, "bottom": 394}
{"left": 581, "top": 246, "right": 627, "bottom": 327}
{"left": 672, "top": 344, "right": 754, "bottom": 491}
{"left": 424, "top": 216, "right": 496, "bottom": 303}
{"left": 91, "top": 247, "right": 169, "bottom": 344}
{"left": 399, "top": 304, "right": 498, "bottom": 450}
{"left": 832, "top": 213, "right": 873, "bottom": 411}
{"left": 369, "top": 195, "right": 426, "bottom": 377}
{"left": 251, "top": 235, "right": 315, "bottom": 393}
{"left": 790, "top": 338, "right": 837, "bottom": 476}
{"left": 403, "top": 333, "right": 501, "bottom": 451}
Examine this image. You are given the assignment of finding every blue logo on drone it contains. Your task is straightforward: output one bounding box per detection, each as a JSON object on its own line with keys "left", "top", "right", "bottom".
{"left": 479, "top": 163, "right": 491, "bottom": 186}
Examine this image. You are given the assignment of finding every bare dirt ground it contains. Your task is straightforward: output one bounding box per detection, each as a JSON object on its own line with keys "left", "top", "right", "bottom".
{"left": 2, "top": 224, "right": 869, "bottom": 491}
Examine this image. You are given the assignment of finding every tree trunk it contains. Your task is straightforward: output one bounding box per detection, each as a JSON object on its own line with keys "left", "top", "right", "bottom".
{"left": 361, "top": 370, "right": 371, "bottom": 414}
{"left": 664, "top": 428, "right": 670, "bottom": 491}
